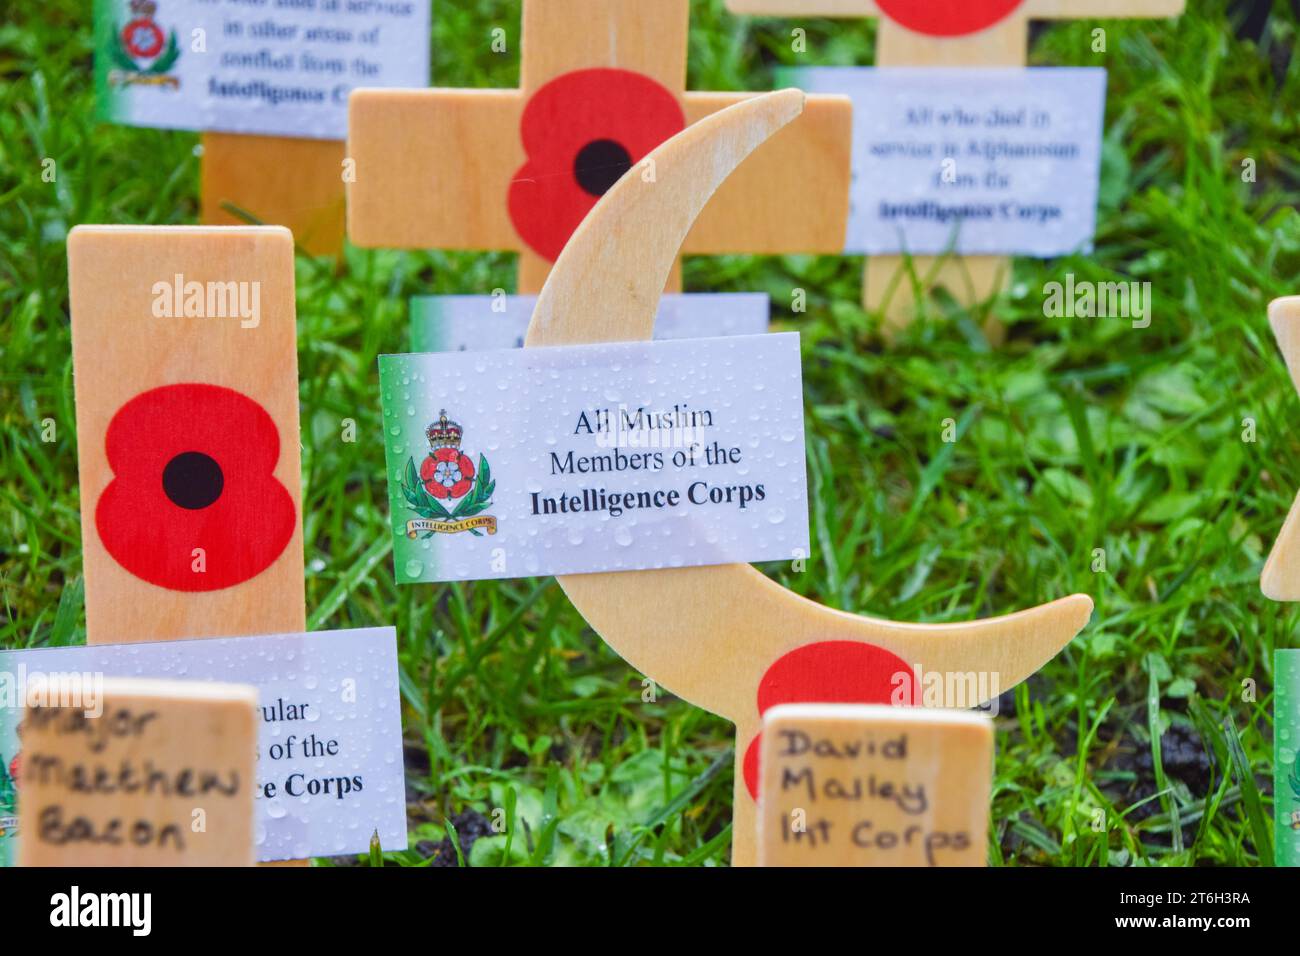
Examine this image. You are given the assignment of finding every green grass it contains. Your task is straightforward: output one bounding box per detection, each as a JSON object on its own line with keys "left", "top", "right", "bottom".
{"left": 0, "top": 0, "right": 1293, "bottom": 866}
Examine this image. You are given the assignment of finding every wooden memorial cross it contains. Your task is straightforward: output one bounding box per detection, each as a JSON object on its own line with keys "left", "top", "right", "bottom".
{"left": 1262, "top": 297, "right": 1300, "bottom": 600}
{"left": 347, "top": 0, "right": 852, "bottom": 293}
{"left": 522, "top": 90, "right": 1093, "bottom": 866}
{"left": 19, "top": 677, "right": 258, "bottom": 866}
{"left": 67, "top": 224, "right": 307, "bottom": 865}
{"left": 756, "top": 704, "right": 992, "bottom": 866}
{"left": 202, "top": 134, "right": 346, "bottom": 258}
{"left": 726, "top": 0, "right": 1185, "bottom": 335}
{"left": 69, "top": 225, "right": 306, "bottom": 645}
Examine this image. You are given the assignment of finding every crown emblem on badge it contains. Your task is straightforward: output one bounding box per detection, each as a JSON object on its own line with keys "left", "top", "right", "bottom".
{"left": 426, "top": 410, "right": 463, "bottom": 450}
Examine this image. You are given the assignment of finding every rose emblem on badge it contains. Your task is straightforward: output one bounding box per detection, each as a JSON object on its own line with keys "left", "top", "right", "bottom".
{"left": 399, "top": 411, "right": 497, "bottom": 537}
{"left": 122, "top": 2, "right": 165, "bottom": 60}
{"left": 421, "top": 441, "right": 476, "bottom": 501}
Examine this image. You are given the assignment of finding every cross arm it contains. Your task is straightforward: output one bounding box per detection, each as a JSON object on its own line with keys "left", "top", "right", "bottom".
{"left": 681, "top": 91, "right": 852, "bottom": 255}
{"left": 347, "top": 88, "right": 525, "bottom": 251}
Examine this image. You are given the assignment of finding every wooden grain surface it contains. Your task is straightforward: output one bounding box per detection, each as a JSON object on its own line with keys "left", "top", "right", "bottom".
{"left": 1262, "top": 296, "right": 1300, "bottom": 601}
{"left": 68, "top": 226, "right": 306, "bottom": 644}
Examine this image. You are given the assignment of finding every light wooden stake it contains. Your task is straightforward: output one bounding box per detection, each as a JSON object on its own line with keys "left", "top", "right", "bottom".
{"left": 757, "top": 703, "right": 992, "bottom": 866}
{"left": 725, "top": 0, "right": 1185, "bottom": 337}
{"left": 1262, "top": 297, "right": 1300, "bottom": 600}
{"left": 68, "top": 225, "right": 306, "bottom": 644}
{"left": 524, "top": 89, "right": 1092, "bottom": 866}
{"left": 19, "top": 677, "right": 258, "bottom": 867}
{"left": 348, "top": 0, "right": 851, "bottom": 292}
{"left": 201, "top": 133, "right": 346, "bottom": 257}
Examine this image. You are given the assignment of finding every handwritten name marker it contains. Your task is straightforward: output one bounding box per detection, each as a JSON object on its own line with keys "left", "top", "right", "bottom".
{"left": 94, "top": 0, "right": 430, "bottom": 254}
{"left": 378, "top": 334, "right": 810, "bottom": 582}
{"left": 18, "top": 677, "right": 257, "bottom": 867}
{"left": 69, "top": 225, "right": 305, "bottom": 644}
{"left": 347, "top": 0, "right": 850, "bottom": 292}
{"left": 725, "top": 0, "right": 1185, "bottom": 337}
{"left": 757, "top": 704, "right": 992, "bottom": 867}
{"left": 2, "top": 628, "right": 407, "bottom": 865}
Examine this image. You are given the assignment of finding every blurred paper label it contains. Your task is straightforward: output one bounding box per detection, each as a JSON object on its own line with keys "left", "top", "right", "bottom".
{"left": 783, "top": 67, "right": 1106, "bottom": 257}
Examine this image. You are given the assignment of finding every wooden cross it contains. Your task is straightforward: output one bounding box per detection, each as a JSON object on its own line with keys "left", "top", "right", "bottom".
{"left": 19, "top": 677, "right": 258, "bottom": 867}
{"left": 202, "top": 134, "right": 346, "bottom": 258}
{"left": 1262, "top": 297, "right": 1300, "bottom": 600}
{"left": 68, "top": 225, "right": 306, "bottom": 644}
{"left": 726, "top": 0, "right": 1185, "bottom": 336}
{"left": 522, "top": 89, "right": 1092, "bottom": 866}
{"left": 756, "top": 704, "right": 992, "bottom": 866}
{"left": 66, "top": 224, "right": 309, "bottom": 865}
{"left": 347, "top": 0, "right": 852, "bottom": 293}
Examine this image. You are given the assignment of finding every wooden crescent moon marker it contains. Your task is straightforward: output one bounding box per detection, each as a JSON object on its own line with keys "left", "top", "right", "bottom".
{"left": 524, "top": 89, "right": 1093, "bottom": 865}
{"left": 1262, "top": 297, "right": 1300, "bottom": 601}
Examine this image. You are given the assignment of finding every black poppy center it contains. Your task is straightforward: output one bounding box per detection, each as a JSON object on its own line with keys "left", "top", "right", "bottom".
{"left": 162, "top": 451, "right": 224, "bottom": 510}
{"left": 574, "top": 139, "right": 633, "bottom": 197}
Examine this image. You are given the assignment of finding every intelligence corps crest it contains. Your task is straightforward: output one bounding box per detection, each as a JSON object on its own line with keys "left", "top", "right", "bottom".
{"left": 0, "top": 748, "right": 18, "bottom": 839}
{"left": 400, "top": 411, "right": 497, "bottom": 537}
{"left": 107, "top": 0, "right": 181, "bottom": 89}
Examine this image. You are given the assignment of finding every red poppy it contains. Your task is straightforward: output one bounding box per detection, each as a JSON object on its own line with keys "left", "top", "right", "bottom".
{"left": 96, "top": 383, "right": 296, "bottom": 592}
{"left": 420, "top": 447, "right": 476, "bottom": 500}
{"left": 741, "top": 641, "right": 915, "bottom": 799}
{"left": 876, "top": 0, "right": 1025, "bottom": 37}
{"left": 8, "top": 753, "right": 19, "bottom": 789}
{"left": 122, "top": 18, "right": 165, "bottom": 59}
{"left": 508, "top": 68, "right": 686, "bottom": 262}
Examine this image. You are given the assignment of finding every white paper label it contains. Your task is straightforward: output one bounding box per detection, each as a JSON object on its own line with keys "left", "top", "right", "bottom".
{"left": 410, "top": 293, "right": 771, "bottom": 352}
{"left": 95, "top": 0, "right": 430, "bottom": 140}
{"left": 786, "top": 67, "right": 1107, "bottom": 257}
{"left": 0, "top": 628, "right": 406, "bottom": 864}
{"left": 379, "top": 334, "right": 811, "bottom": 583}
